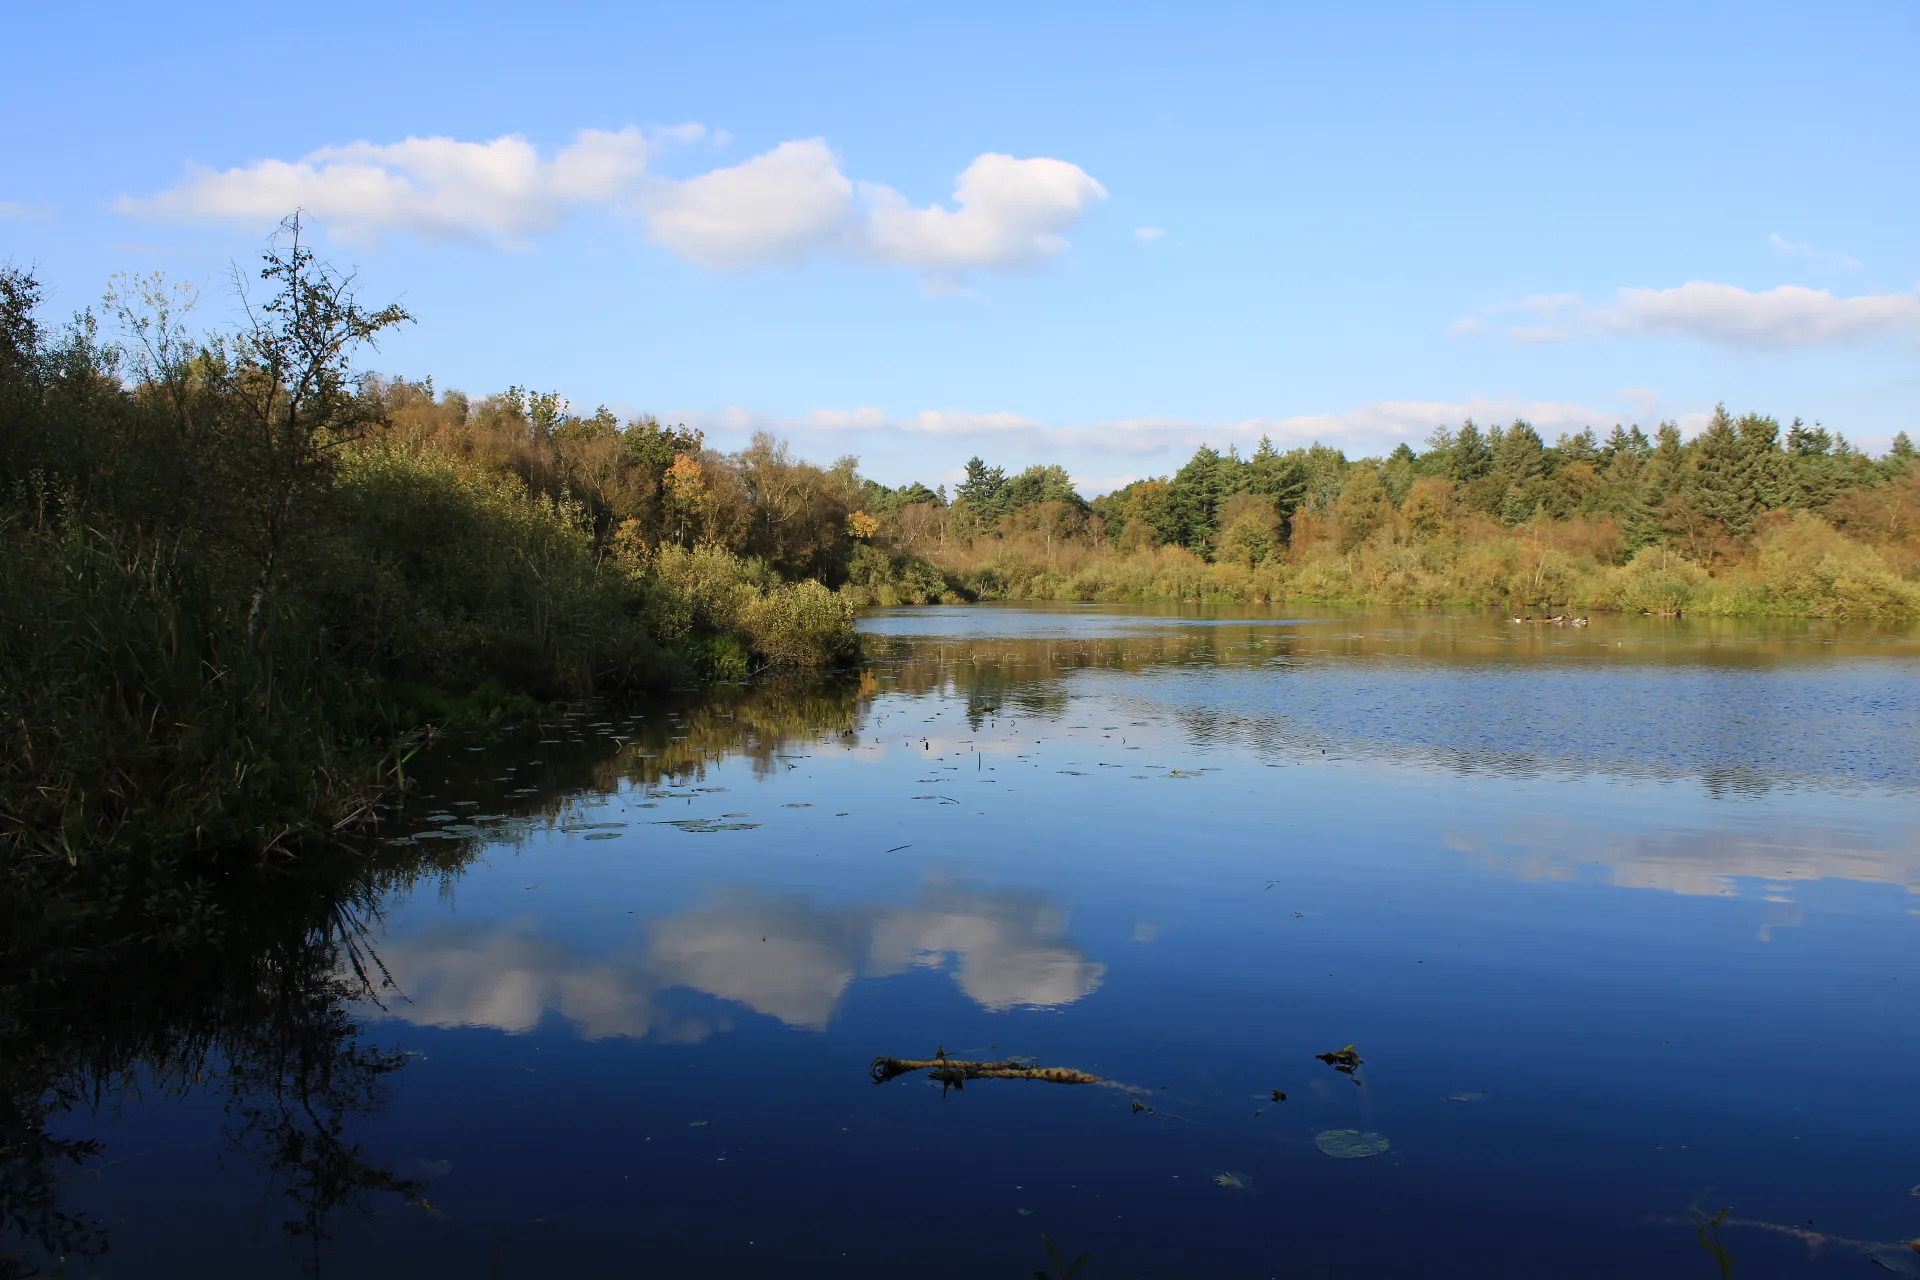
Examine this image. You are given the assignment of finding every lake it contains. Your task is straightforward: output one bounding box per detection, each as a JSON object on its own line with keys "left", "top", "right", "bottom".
{"left": 23, "top": 605, "right": 1920, "bottom": 1278}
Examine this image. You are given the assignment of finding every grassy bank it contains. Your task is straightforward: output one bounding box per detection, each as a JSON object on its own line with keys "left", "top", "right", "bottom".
{"left": 0, "top": 232, "right": 857, "bottom": 927}
{"left": 846, "top": 509, "right": 1918, "bottom": 619}
{"left": 840, "top": 420, "right": 1920, "bottom": 621}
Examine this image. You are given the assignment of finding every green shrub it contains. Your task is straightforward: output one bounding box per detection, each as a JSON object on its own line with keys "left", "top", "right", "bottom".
{"left": 1593, "top": 546, "right": 1709, "bottom": 614}
{"left": 738, "top": 579, "right": 860, "bottom": 668}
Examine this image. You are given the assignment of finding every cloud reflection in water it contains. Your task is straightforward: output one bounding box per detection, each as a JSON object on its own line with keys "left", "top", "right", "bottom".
{"left": 370, "top": 880, "right": 1104, "bottom": 1042}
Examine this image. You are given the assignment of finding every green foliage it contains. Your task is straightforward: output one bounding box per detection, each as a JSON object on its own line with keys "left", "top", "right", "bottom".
{"left": 839, "top": 543, "right": 960, "bottom": 606}
{"left": 639, "top": 543, "right": 860, "bottom": 672}
{"left": 0, "top": 246, "right": 859, "bottom": 903}
{"left": 933, "top": 402, "right": 1914, "bottom": 616}
{"left": 957, "top": 456, "right": 1010, "bottom": 518}
{"left": 1592, "top": 546, "right": 1709, "bottom": 615}
{"left": 1004, "top": 463, "right": 1086, "bottom": 512}
{"left": 1034, "top": 1234, "right": 1091, "bottom": 1280}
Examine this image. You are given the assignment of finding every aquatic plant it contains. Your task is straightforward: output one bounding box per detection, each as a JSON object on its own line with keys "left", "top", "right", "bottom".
{"left": 1033, "top": 1234, "right": 1091, "bottom": 1280}
{"left": 1691, "top": 1206, "right": 1734, "bottom": 1279}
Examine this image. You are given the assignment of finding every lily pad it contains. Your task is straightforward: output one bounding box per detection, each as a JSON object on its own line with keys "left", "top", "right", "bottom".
{"left": 1314, "top": 1129, "right": 1389, "bottom": 1159}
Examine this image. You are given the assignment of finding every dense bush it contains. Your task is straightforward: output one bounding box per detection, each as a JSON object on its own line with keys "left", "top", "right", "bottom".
{"left": 0, "top": 237, "right": 859, "bottom": 890}
{"left": 852, "top": 414, "right": 1916, "bottom": 619}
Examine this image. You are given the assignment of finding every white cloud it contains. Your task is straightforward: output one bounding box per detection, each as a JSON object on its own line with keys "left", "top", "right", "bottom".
{"left": 119, "top": 128, "right": 652, "bottom": 249}
{"left": 0, "top": 200, "right": 50, "bottom": 221}
{"left": 369, "top": 881, "right": 1103, "bottom": 1039}
{"left": 679, "top": 394, "right": 1631, "bottom": 479}
{"left": 1601, "top": 282, "right": 1920, "bottom": 346}
{"left": 1768, "top": 232, "right": 1861, "bottom": 270}
{"left": 798, "top": 407, "right": 1040, "bottom": 434}
{"left": 649, "top": 121, "right": 715, "bottom": 147}
{"left": 1458, "top": 282, "right": 1920, "bottom": 348}
{"left": 641, "top": 138, "right": 854, "bottom": 266}
{"left": 862, "top": 154, "right": 1107, "bottom": 273}
{"left": 1133, "top": 225, "right": 1165, "bottom": 241}
{"left": 1619, "top": 386, "right": 1660, "bottom": 420}
{"left": 123, "top": 127, "right": 1104, "bottom": 279}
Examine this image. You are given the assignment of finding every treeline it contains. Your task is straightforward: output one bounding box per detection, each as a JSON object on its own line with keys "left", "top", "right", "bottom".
{"left": 0, "top": 230, "right": 859, "bottom": 895}
{"left": 849, "top": 418, "right": 1920, "bottom": 618}
{"left": 5, "top": 228, "right": 1916, "bottom": 903}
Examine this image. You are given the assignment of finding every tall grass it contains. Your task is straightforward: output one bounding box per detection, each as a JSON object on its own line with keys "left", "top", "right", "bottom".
{"left": 1, "top": 249, "right": 859, "bottom": 920}
{"left": 862, "top": 512, "right": 1918, "bottom": 620}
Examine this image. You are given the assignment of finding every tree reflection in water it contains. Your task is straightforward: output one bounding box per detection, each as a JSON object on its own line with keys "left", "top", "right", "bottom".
{"left": 0, "top": 673, "right": 873, "bottom": 1276}
{"left": 0, "top": 863, "right": 438, "bottom": 1276}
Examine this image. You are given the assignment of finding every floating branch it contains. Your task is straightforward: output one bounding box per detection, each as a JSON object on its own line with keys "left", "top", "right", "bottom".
{"left": 870, "top": 1052, "right": 1105, "bottom": 1089}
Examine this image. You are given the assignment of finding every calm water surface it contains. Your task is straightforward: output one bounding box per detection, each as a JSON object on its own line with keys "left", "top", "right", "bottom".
{"left": 39, "top": 607, "right": 1920, "bottom": 1277}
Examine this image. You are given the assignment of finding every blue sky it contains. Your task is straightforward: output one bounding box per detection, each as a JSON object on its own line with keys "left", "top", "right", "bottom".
{"left": 5, "top": 0, "right": 1916, "bottom": 490}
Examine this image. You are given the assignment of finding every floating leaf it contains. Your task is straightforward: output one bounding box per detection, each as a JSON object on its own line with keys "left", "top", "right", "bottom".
{"left": 1314, "top": 1129, "right": 1389, "bottom": 1159}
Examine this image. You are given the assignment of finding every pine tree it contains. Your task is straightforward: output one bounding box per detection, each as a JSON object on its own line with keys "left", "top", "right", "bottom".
{"left": 1241, "top": 436, "right": 1309, "bottom": 529}
{"left": 1383, "top": 442, "right": 1417, "bottom": 502}
{"left": 956, "top": 456, "right": 1009, "bottom": 519}
{"left": 1735, "top": 412, "right": 1788, "bottom": 512}
{"left": 1167, "top": 445, "right": 1226, "bottom": 553}
{"left": 1493, "top": 420, "right": 1549, "bottom": 524}
{"left": 1449, "top": 420, "right": 1493, "bottom": 483}
{"left": 1633, "top": 422, "right": 1688, "bottom": 548}
{"left": 1691, "top": 404, "right": 1757, "bottom": 537}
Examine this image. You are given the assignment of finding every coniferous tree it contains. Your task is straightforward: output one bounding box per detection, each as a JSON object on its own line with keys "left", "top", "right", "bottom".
{"left": 1167, "top": 446, "right": 1227, "bottom": 553}
{"left": 1637, "top": 422, "right": 1690, "bottom": 545}
{"left": 1382, "top": 442, "right": 1418, "bottom": 503}
{"left": 1493, "top": 420, "right": 1550, "bottom": 525}
{"left": 1736, "top": 412, "right": 1788, "bottom": 512}
{"left": 1241, "top": 436, "right": 1311, "bottom": 536}
{"left": 956, "top": 457, "right": 1009, "bottom": 519}
{"left": 1692, "top": 404, "right": 1757, "bottom": 537}
{"left": 1450, "top": 420, "right": 1493, "bottom": 484}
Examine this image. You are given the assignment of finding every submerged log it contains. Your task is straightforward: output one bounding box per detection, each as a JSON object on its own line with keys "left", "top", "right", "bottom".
{"left": 870, "top": 1055, "right": 1106, "bottom": 1087}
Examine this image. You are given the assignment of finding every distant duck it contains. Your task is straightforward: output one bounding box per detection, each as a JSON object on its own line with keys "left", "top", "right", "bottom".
{"left": 1570, "top": 616, "right": 1590, "bottom": 627}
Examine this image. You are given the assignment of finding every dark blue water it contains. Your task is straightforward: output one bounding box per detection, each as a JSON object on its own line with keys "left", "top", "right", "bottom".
{"left": 37, "top": 608, "right": 1920, "bottom": 1277}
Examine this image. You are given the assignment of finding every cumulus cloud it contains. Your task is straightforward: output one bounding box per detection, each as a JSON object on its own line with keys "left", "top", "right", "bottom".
{"left": 1458, "top": 282, "right": 1920, "bottom": 348}
{"left": 1133, "top": 225, "right": 1165, "bottom": 241}
{"left": 863, "top": 154, "right": 1107, "bottom": 273}
{"left": 118, "top": 128, "right": 652, "bottom": 249}
{"left": 641, "top": 138, "right": 855, "bottom": 266}
{"left": 122, "top": 127, "right": 1104, "bottom": 277}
